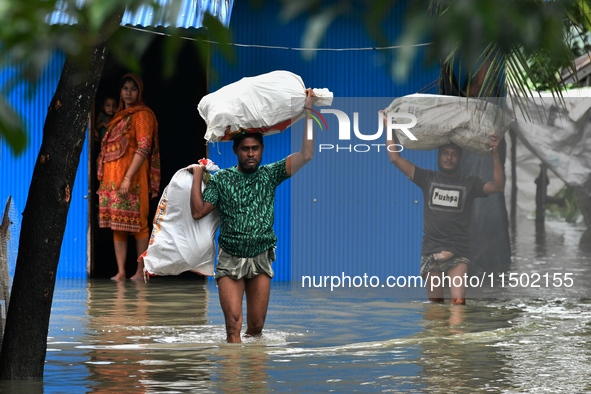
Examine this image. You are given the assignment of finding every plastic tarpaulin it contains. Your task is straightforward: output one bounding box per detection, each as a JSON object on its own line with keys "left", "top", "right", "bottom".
{"left": 507, "top": 91, "right": 591, "bottom": 197}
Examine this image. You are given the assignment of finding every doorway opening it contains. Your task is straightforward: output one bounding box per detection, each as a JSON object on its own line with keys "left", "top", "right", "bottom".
{"left": 89, "top": 29, "right": 209, "bottom": 279}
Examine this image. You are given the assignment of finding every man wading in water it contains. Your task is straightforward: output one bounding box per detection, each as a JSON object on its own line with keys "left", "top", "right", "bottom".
{"left": 386, "top": 114, "right": 505, "bottom": 304}
{"left": 189, "top": 89, "right": 317, "bottom": 342}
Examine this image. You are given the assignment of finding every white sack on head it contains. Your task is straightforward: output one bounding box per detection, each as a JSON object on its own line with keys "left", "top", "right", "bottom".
{"left": 385, "top": 94, "right": 514, "bottom": 155}
{"left": 141, "top": 162, "right": 220, "bottom": 277}
{"left": 198, "top": 70, "right": 333, "bottom": 142}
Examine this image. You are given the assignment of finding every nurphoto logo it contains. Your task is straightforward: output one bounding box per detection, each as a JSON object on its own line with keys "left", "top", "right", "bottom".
{"left": 309, "top": 110, "right": 418, "bottom": 153}
{"left": 305, "top": 107, "right": 328, "bottom": 131}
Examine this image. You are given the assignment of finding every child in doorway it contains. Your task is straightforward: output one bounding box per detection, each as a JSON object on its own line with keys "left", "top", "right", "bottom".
{"left": 94, "top": 95, "right": 117, "bottom": 142}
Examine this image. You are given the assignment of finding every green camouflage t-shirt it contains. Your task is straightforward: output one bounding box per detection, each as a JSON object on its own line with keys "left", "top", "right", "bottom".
{"left": 203, "top": 158, "right": 289, "bottom": 257}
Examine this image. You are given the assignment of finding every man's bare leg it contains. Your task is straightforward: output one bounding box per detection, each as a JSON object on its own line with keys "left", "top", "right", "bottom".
{"left": 131, "top": 237, "right": 149, "bottom": 281}
{"left": 448, "top": 262, "right": 468, "bottom": 305}
{"left": 244, "top": 274, "right": 271, "bottom": 338}
{"left": 218, "top": 276, "right": 246, "bottom": 343}
{"left": 426, "top": 270, "right": 445, "bottom": 303}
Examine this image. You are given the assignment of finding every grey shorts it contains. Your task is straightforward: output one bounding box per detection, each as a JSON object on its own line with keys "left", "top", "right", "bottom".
{"left": 215, "top": 248, "right": 276, "bottom": 281}
{"left": 420, "top": 254, "right": 470, "bottom": 280}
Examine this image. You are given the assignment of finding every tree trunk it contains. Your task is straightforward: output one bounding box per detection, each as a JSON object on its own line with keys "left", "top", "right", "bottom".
{"left": 0, "top": 39, "right": 110, "bottom": 380}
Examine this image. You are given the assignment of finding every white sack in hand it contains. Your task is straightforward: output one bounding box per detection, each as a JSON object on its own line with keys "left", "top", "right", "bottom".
{"left": 198, "top": 70, "right": 333, "bottom": 142}
{"left": 142, "top": 164, "right": 220, "bottom": 277}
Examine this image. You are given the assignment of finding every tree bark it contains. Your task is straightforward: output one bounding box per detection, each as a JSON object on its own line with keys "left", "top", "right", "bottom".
{"left": 0, "top": 39, "right": 110, "bottom": 380}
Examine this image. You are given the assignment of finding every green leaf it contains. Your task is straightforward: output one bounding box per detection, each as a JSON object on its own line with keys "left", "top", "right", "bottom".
{"left": 202, "top": 13, "right": 235, "bottom": 64}
{"left": 0, "top": 98, "right": 27, "bottom": 155}
{"left": 300, "top": 5, "right": 342, "bottom": 61}
{"left": 279, "top": 0, "right": 318, "bottom": 23}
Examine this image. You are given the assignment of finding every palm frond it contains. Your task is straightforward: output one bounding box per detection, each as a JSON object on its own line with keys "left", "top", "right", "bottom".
{"left": 425, "top": 0, "right": 591, "bottom": 119}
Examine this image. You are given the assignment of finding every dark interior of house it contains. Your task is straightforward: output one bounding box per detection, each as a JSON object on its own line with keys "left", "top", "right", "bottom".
{"left": 89, "top": 29, "right": 208, "bottom": 279}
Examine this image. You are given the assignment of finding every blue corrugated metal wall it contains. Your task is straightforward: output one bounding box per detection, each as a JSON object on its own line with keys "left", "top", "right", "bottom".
{"left": 0, "top": 52, "right": 89, "bottom": 278}
{"left": 3, "top": 2, "right": 233, "bottom": 279}
{"left": 209, "top": 1, "right": 439, "bottom": 282}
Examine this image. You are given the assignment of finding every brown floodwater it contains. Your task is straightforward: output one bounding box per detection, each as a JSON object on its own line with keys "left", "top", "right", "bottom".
{"left": 1, "top": 217, "right": 590, "bottom": 393}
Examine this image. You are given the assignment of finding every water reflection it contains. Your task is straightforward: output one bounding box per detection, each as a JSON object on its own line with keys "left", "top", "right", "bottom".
{"left": 493, "top": 298, "right": 591, "bottom": 392}
{"left": 579, "top": 228, "right": 591, "bottom": 254}
{"left": 82, "top": 278, "right": 211, "bottom": 393}
{"left": 214, "top": 345, "right": 269, "bottom": 393}
{"left": 417, "top": 302, "right": 519, "bottom": 393}
{"left": 36, "top": 278, "right": 591, "bottom": 392}
{"left": 3, "top": 217, "right": 590, "bottom": 392}
{"left": 422, "top": 303, "right": 466, "bottom": 331}
{"left": 535, "top": 220, "right": 547, "bottom": 258}
{"left": 85, "top": 281, "right": 149, "bottom": 393}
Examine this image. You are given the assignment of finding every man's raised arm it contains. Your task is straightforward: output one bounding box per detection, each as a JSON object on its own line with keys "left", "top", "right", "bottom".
{"left": 287, "top": 88, "right": 317, "bottom": 176}
{"left": 483, "top": 135, "right": 505, "bottom": 195}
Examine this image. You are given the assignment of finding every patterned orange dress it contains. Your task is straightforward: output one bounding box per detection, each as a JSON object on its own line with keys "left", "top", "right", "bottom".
{"left": 97, "top": 87, "right": 160, "bottom": 235}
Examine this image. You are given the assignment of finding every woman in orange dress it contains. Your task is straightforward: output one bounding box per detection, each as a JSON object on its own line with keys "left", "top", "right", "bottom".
{"left": 97, "top": 73, "right": 160, "bottom": 281}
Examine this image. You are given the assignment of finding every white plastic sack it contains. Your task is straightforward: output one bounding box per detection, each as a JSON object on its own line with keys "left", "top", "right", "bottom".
{"left": 141, "top": 161, "right": 220, "bottom": 277}
{"left": 198, "top": 70, "right": 333, "bottom": 142}
{"left": 385, "top": 94, "right": 514, "bottom": 155}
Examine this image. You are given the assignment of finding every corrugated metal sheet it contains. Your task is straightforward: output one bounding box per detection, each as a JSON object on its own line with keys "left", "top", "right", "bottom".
{"left": 48, "top": 0, "right": 234, "bottom": 28}
{"left": 3, "top": 1, "right": 236, "bottom": 280}
{"left": 1, "top": 52, "right": 89, "bottom": 278}
{"left": 209, "top": 1, "right": 439, "bottom": 282}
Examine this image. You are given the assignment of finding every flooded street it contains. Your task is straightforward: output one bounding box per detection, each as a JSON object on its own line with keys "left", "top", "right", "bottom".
{"left": 1, "top": 216, "right": 590, "bottom": 393}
